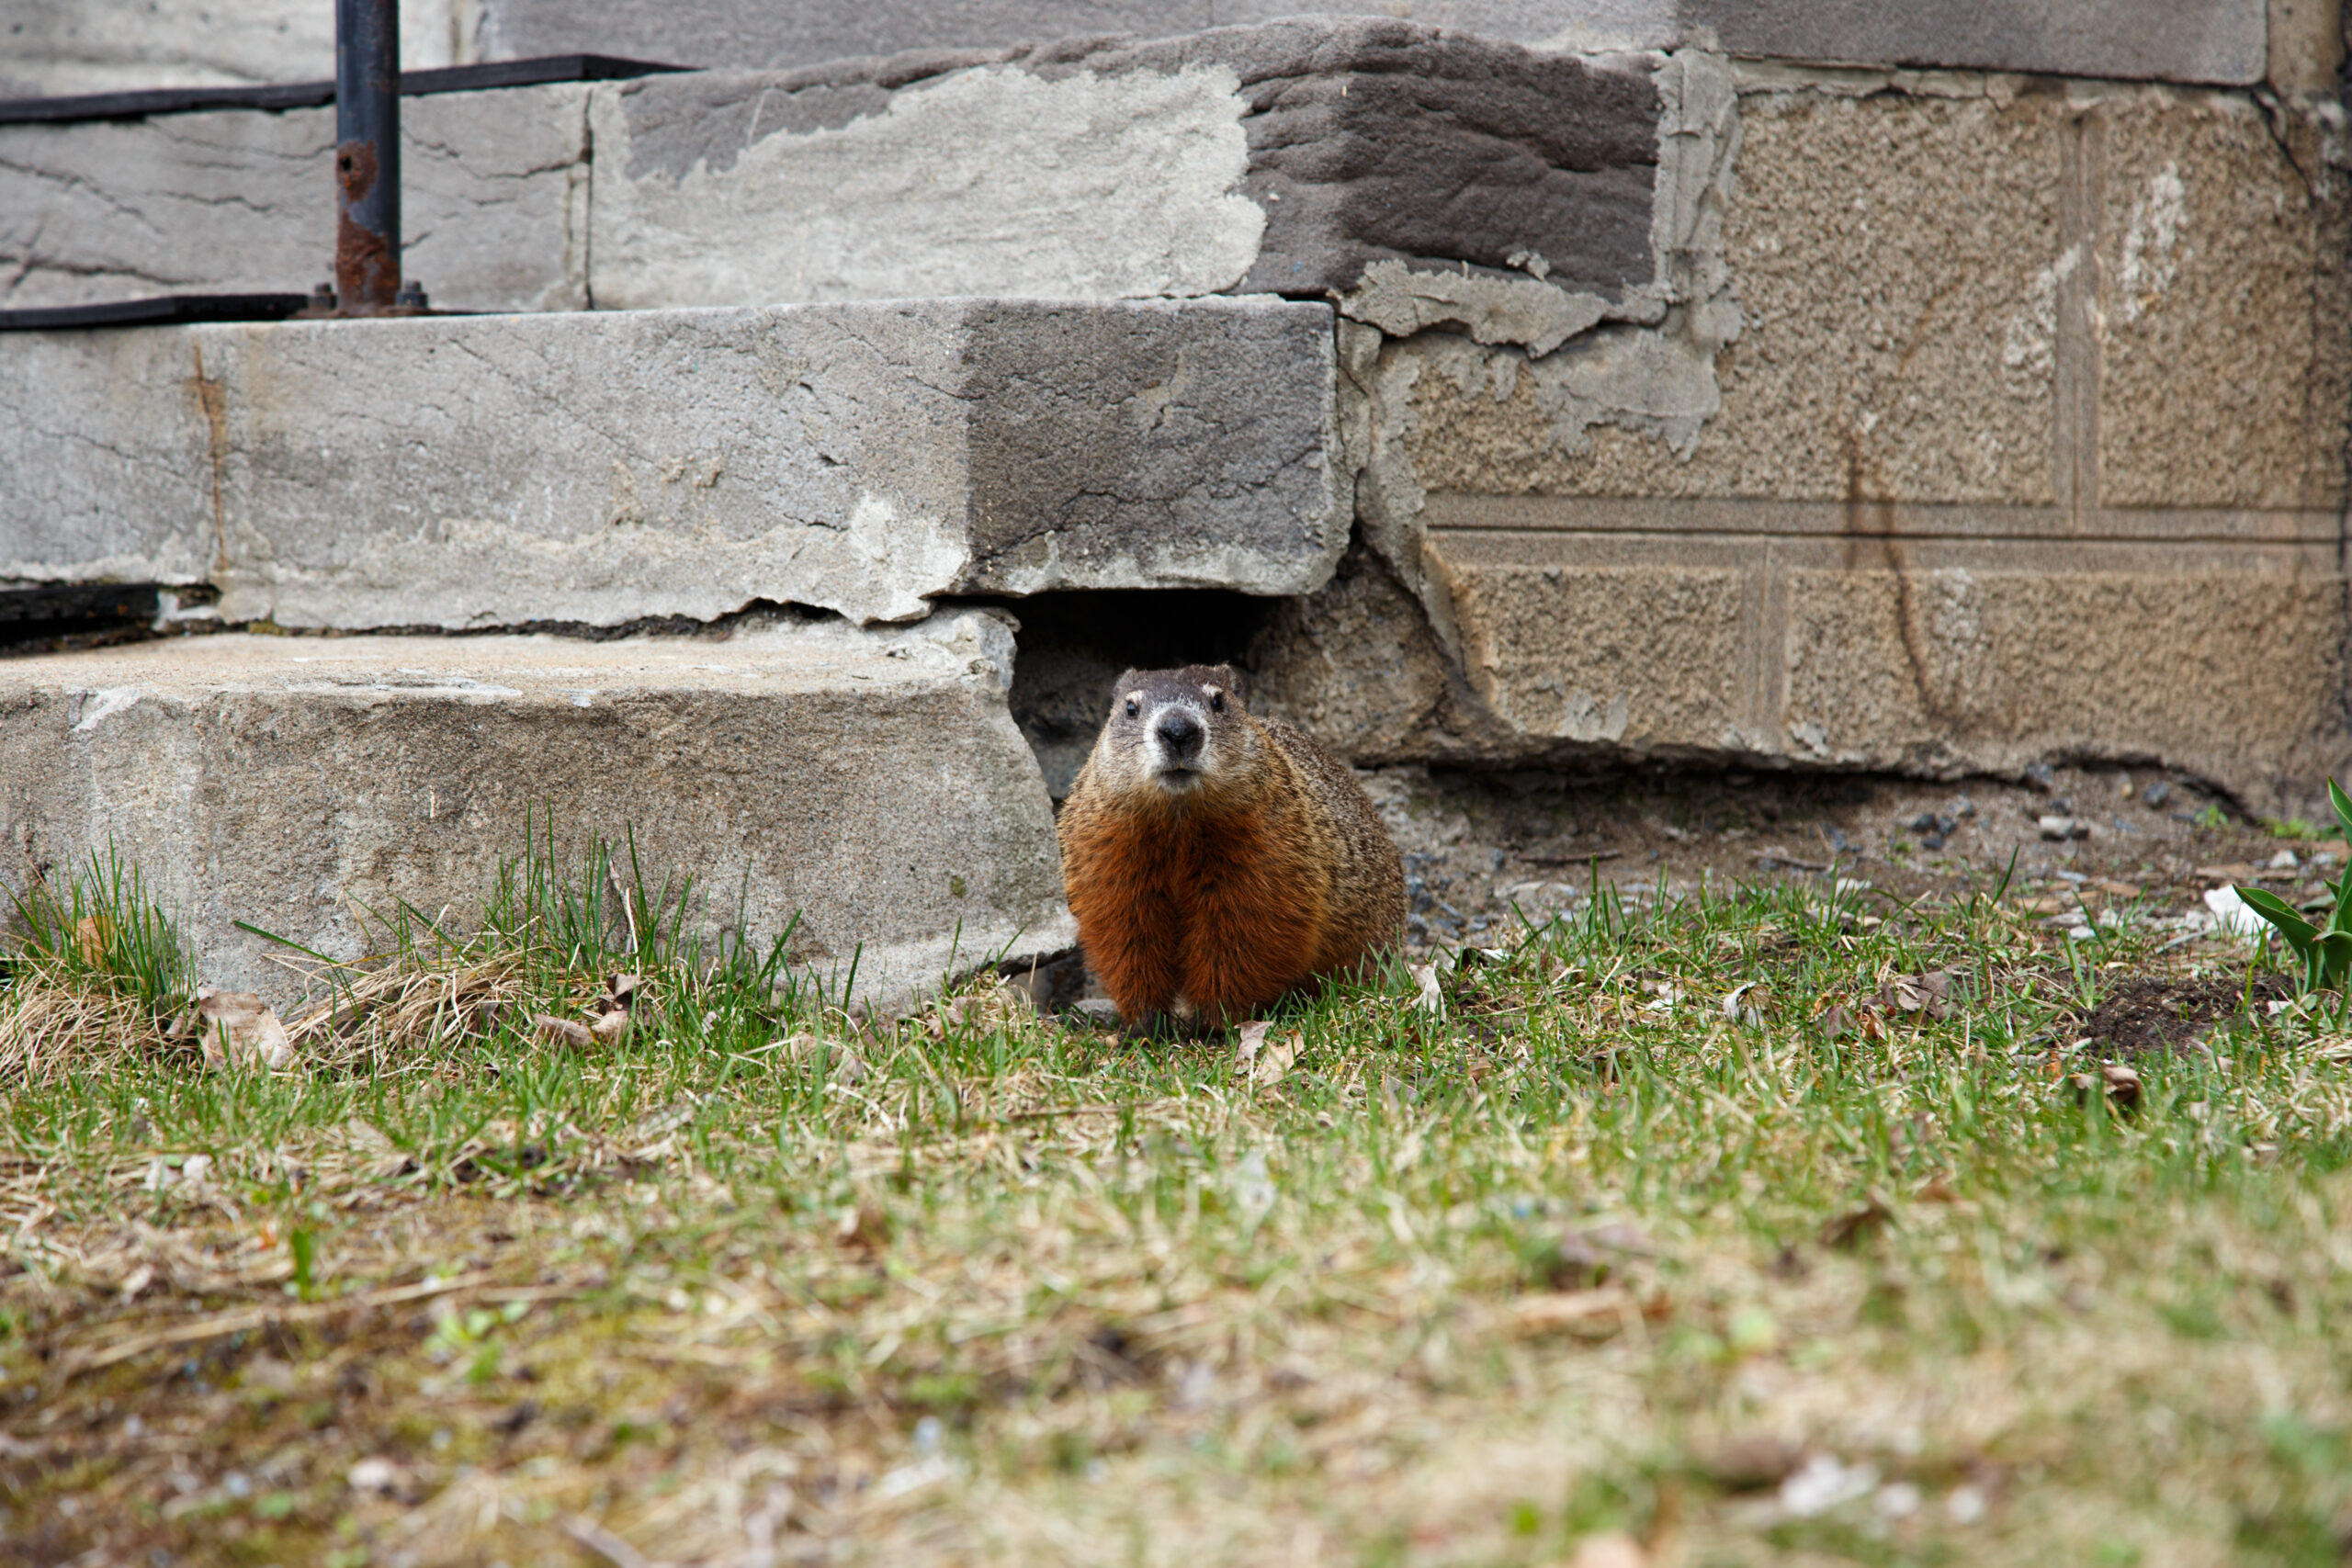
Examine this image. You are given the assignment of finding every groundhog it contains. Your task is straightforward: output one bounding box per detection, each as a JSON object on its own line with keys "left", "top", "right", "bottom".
{"left": 1057, "top": 663, "right": 1406, "bottom": 1033}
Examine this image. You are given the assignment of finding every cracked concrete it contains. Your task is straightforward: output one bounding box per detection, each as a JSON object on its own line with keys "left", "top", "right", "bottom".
{"left": 0, "top": 85, "right": 590, "bottom": 313}
{"left": 1, "top": 297, "right": 1345, "bottom": 629}
{"left": 0, "top": 0, "right": 469, "bottom": 97}
{"left": 472, "top": 0, "right": 2279, "bottom": 91}
{"left": 1266, "top": 54, "right": 2352, "bottom": 816}
{"left": 0, "top": 609, "right": 1073, "bottom": 1014}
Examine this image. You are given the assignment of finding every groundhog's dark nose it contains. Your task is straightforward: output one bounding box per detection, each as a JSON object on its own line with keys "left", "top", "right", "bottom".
{"left": 1155, "top": 710, "right": 1203, "bottom": 761}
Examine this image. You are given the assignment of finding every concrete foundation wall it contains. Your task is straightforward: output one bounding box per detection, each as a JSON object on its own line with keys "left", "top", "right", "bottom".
{"left": 1255, "top": 57, "right": 2352, "bottom": 815}
{"left": 6, "top": 12, "right": 2348, "bottom": 816}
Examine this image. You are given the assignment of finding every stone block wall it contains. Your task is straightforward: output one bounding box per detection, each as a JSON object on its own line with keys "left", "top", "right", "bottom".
{"left": 1263, "top": 51, "right": 2352, "bottom": 815}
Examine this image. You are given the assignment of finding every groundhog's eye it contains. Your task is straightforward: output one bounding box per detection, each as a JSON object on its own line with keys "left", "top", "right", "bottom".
{"left": 1208, "top": 691, "right": 1226, "bottom": 714}
{"left": 1124, "top": 698, "right": 1139, "bottom": 717}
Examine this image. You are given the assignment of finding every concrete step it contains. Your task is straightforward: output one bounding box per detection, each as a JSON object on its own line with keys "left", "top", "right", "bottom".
{"left": 478, "top": 0, "right": 2279, "bottom": 89}
{"left": 0, "top": 610, "right": 1070, "bottom": 1013}
{"left": 2, "top": 0, "right": 2291, "bottom": 103}
{"left": 1, "top": 19, "right": 1662, "bottom": 319}
{"left": 2, "top": 296, "right": 1344, "bottom": 629}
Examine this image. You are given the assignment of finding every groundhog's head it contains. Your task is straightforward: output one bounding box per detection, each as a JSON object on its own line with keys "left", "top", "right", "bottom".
{"left": 1091, "top": 664, "right": 1259, "bottom": 803}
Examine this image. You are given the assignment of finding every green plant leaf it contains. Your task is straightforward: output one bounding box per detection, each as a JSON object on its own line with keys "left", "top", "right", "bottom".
{"left": 2238, "top": 886, "right": 2320, "bottom": 952}
{"left": 2331, "top": 777, "right": 2352, "bottom": 841}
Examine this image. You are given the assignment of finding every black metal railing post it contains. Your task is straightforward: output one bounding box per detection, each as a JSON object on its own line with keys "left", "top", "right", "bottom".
{"left": 334, "top": 0, "right": 401, "bottom": 313}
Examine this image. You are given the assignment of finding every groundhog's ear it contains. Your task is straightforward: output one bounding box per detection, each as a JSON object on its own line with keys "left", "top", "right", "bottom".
{"left": 1110, "top": 671, "right": 1145, "bottom": 710}
{"left": 1213, "top": 665, "right": 1251, "bottom": 705}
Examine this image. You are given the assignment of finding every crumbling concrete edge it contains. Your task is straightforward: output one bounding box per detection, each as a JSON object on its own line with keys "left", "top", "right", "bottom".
{"left": 1346, "top": 46, "right": 1743, "bottom": 666}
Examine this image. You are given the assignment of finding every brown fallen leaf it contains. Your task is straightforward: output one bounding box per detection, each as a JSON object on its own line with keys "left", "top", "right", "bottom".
{"left": 836, "top": 1200, "right": 891, "bottom": 1253}
{"left": 2073, "top": 1063, "right": 2143, "bottom": 1113}
{"left": 941, "top": 980, "right": 1034, "bottom": 1034}
{"left": 1238, "top": 1023, "right": 1301, "bottom": 1088}
{"left": 532, "top": 1015, "right": 593, "bottom": 1049}
{"left": 1885, "top": 969, "right": 1956, "bottom": 1021}
{"left": 606, "top": 973, "right": 642, "bottom": 1007}
{"left": 74, "top": 914, "right": 114, "bottom": 965}
{"left": 590, "top": 1008, "right": 631, "bottom": 1046}
{"left": 1505, "top": 1285, "right": 1650, "bottom": 1339}
{"left": 1819, "top": 1193, "right": 1892, "bottom": 1250}
{"left": 1694, "top": 1433, "right": 1806, "bottom": 1492}
{"left": 175, "top": 988, "right": 297, "bottom": 1071}
{"left": 344, "top": 1119, "right": 414, "bottom": 1179}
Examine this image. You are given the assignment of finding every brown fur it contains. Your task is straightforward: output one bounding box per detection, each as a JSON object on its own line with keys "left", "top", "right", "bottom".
{"left": 1057, "top": 663, "right": 1406, "bottom": 1032}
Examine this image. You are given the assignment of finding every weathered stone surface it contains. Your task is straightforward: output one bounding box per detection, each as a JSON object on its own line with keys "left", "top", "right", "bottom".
{"left": 2094, "top": 89, "right": 2352, "bottom": 511}
{"left": 1335, "top": 67, "right": 2352, "bottom": 809}
{"left": 0, "top": 297, "right": 1345, "bottom": 628}
{"left": 1681, "top": 0, "right": 2267, "bottom": 87}
{"left": 4, "top": 18, "right": 1661, "bottom": 321}
{"left": 1279, "top": 505, "right": 2348, "bottom": 813}
{"left": 0, "top": 612, "right": 1073, "bottom": 1013}
{"left": 586, "top": 60, "right": 1263, "bottom": 308}
{"left": 477, "top": 0, "right": 2273, "bottom": 89}
{"left": 0, "top": 86, "right": 590, "bottom": 313}
{"left": 588, "top": 21, "right": 1659, "bottom": 310}
{"left": 0, "top": 0, "right": 464, "bottom": 97}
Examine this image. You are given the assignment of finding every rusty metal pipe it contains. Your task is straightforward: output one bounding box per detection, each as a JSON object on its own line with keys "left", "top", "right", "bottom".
{"left": 334, "top": 0, "right": 401, "bottom": 312}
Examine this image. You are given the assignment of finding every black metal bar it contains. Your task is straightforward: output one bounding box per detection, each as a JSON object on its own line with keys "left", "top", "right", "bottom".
{"left": 334, "top": 0, "right": 401, "bottom": 313}
{"left": 0, "top": 57, "right": 690, "bottom": 127}
{"left": 0, "top": 294, "right": 310, "bottom": 332}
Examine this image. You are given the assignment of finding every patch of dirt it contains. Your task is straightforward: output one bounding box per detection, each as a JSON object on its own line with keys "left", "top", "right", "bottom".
{"left": 2079, "top": 973, "right": 2294, "bottom": 1058}
{"left": 1355, "top": 761, "right": 2324, "bottom": 952}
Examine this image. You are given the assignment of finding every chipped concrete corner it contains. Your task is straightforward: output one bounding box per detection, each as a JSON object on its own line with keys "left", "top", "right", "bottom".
{"left": 1275, "top": 47, "right": 2352, "bottom": 815}
{"left": 1340, "top": 46, "right": 1743, "bottom": 661}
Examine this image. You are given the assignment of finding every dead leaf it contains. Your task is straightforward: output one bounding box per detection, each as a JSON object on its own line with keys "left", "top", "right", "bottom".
{"left": 74, "top": 914, "right": 113, "bottom": 964}
{"left": 836, "top": 1201, "right": 891, "bottom": 1253}
{"left": 1819, "top": 1193, "right": 1892, "bottom": 1250}
{"left": 344, "top": 1119, "right": 413, "bottom": 1179}
{"left": 590, "top": 1009, "right": 631, "bottom": 1046}
{"left": 532, "top": 1015, "right": 593, "bottom": 1049}
{"left": 2072, "top": 1063, "right": 2143, "bottom": 1113}
{"left": 1248, "top": 1026, "right": 1301, "bottom": 1089}
{"left": 1878, "top": 970, "right": 1956, "bottom": 1021}
{"left": 1722, "top": 982, "right": 1768, "bottom": 1026}
{"left": 942, "top": 980, "right": 1033, "bottom": 1034}
{"left": 1505, "top": 1286, "right": 1644, "bottom": 1339}
{"left": 606, "top": 973, "right": 642, "bottom": 1007}
{"left": 183, "top": 988, "right": 297, "bottom": 1071}
{"left": 1695, "top": 1433, "right": 1805, "bottom": 1491}
{"left": 1408, "top": 964, "right": 1445, "bottom": 1018}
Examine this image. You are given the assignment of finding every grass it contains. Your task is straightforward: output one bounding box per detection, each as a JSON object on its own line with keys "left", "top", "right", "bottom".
{"left": 6, "top": 843, "right": 2352, "bottom": 1566}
